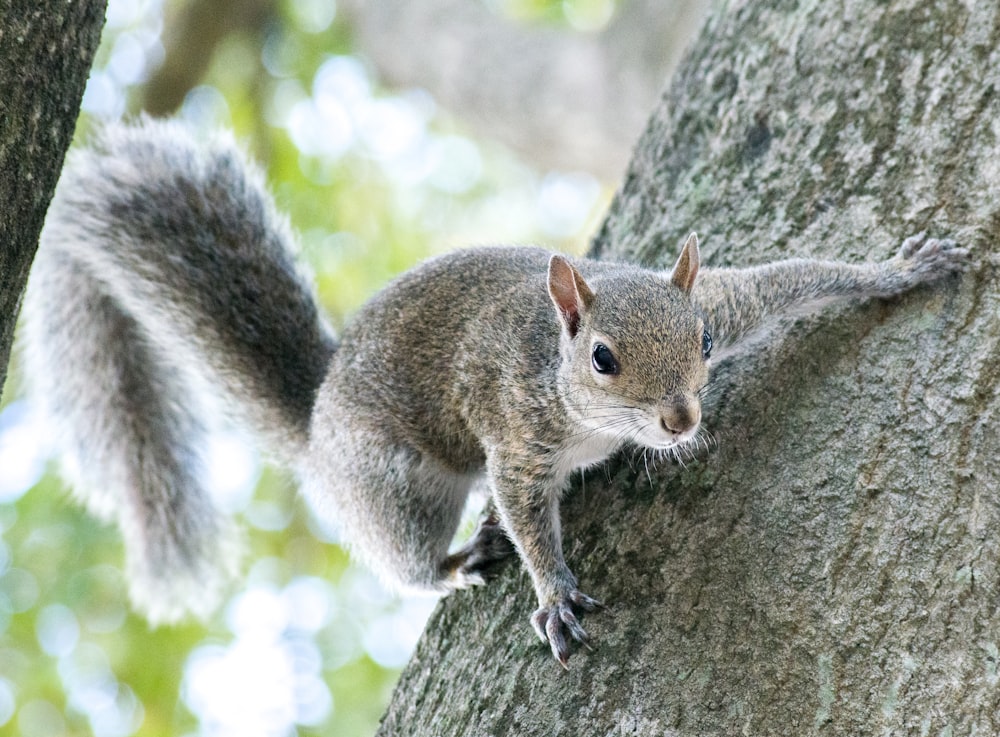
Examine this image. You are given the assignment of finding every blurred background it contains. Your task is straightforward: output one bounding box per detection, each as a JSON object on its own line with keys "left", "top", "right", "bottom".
{"left": 0, "top": 1, "right": 707, "bottom": 735}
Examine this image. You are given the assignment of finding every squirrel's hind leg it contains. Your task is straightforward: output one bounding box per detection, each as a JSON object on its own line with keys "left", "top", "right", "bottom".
{"left": 440, "top": 506, "right": 516, "bottom": 586}
{"left": 304, "top": 415, "right": 488, "bottom": 592}
{"left": 23, "top": 251, "right": 241, "bottom": 624}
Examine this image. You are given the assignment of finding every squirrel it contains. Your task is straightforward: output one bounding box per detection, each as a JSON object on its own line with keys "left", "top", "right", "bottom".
{"left": 22, "top": 119, "right": 968, "bottom": 667}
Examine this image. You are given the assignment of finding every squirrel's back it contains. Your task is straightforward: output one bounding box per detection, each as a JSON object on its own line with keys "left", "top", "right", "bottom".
{"left": 22, "top": 119, "right": 336, "bottom": 622}
{"left": 325, "top": 246, "right": 557, "bottom": 471}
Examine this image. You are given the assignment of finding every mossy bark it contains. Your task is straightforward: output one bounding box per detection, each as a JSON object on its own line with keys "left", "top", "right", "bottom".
{"left": 379, "top": 1, "right": 1000, "bottom": 734}
{"left": 0, "top": 0, "right": 106, "bottom": 400}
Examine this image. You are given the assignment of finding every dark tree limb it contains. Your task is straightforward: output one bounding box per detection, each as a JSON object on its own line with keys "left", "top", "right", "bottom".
{"left": 139, "top": 0, "right": 274, "bottom": 116}
{"left": 0, "top": 0, "right": 107, "bottom": 401}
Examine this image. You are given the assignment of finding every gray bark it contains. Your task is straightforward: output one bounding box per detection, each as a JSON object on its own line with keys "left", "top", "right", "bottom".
{"left": 0, "top": 0, "right": 107, "bottom": 400}
{"left": 378, "top": 1, "right": 1000, "bottom": 735}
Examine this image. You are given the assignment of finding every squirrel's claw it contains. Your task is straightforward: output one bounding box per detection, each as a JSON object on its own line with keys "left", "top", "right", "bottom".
{"left": 531, "top": 590, "right": 603, "bottom": 668}
{"left": 897, "top": 230, "right": 930, "bottom": 258}
{"left": 895, "top": 231, "right": 970, "bottom": 278}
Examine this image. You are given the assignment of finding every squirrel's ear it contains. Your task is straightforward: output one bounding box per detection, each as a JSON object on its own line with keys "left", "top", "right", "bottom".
{"left": 670, "top": 232, "right": 700, "bottom": 293}
{"left": 547, "top": 254, "right": 594, "bottom": 339}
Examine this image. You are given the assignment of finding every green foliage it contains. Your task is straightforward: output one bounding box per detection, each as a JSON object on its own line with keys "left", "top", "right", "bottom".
{"left": 497, "top": 0, "right": 620, "bottom": 30}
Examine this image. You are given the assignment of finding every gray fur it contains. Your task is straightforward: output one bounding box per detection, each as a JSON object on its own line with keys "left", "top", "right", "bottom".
{"left": 22, "top": 121, "right": 968, "bottom": 662}
{"left": 687, "top": 232, "right": 966, "bottom": 359}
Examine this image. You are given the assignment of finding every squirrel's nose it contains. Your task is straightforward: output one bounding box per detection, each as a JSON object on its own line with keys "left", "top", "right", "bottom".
{"left": 659, "top": 400, "right": 701, "bottom": 436}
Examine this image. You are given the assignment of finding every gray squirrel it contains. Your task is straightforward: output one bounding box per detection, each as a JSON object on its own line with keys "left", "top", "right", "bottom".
{"left": 22, "top": 119, "right": 968, "bottom": 666}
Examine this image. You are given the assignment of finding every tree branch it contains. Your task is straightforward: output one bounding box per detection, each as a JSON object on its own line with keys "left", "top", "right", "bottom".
{"left": 140, "top": 0, "right": 274, "bottom": 115}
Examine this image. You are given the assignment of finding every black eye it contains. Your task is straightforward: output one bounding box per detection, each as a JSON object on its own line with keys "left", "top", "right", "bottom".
{"left": 591, "top": 343, "right": 619, "bottom": 375}
{"left": 702, "top": 329, "right": 713, "bottom": 359}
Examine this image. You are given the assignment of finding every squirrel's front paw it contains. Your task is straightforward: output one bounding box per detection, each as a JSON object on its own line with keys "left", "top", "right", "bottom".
{"left": 531, "top": 590, "right": 602, "bottom": 668}
{"left": 895, "top": 231, "right": 970, "bottom": 280}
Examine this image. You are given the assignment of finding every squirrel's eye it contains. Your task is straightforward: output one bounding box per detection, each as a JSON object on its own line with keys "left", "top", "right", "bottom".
{"left": 702, "top": 329, "right": 713, "bottom": 359}
{"left": 591, "top": 343, "right": 619, "bottom": 375}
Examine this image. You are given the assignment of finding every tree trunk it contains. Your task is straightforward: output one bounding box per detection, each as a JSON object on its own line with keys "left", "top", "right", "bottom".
{"left": 377, "top": 2, "right": 1000, "bottom": 735}
{"left": 0, "top": 0, "right": 107, "bottom": 401}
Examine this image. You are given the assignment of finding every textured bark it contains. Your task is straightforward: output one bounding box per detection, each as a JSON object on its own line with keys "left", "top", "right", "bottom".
{"left": 378, "top": 1, "right": 1000, "bottom": 735}
{"left": 0, "top": 0, "right": 107, "bottom": 400}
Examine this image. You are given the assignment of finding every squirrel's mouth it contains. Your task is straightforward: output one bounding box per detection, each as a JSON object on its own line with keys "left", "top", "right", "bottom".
{"left": 639, "top": 420, "right": 700, "bottom": 450}
{"left": 652, "top": 438, "right": 690, "bottom": 452}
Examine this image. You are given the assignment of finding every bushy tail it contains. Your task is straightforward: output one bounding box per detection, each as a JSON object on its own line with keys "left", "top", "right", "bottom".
{"left": 22, "top": 119, "right": 337, "bottom": 622}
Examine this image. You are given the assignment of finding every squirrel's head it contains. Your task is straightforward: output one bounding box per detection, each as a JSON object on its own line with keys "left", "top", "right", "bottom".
{"left": 547, "top": 233, "right": 710, "bottom": 452}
